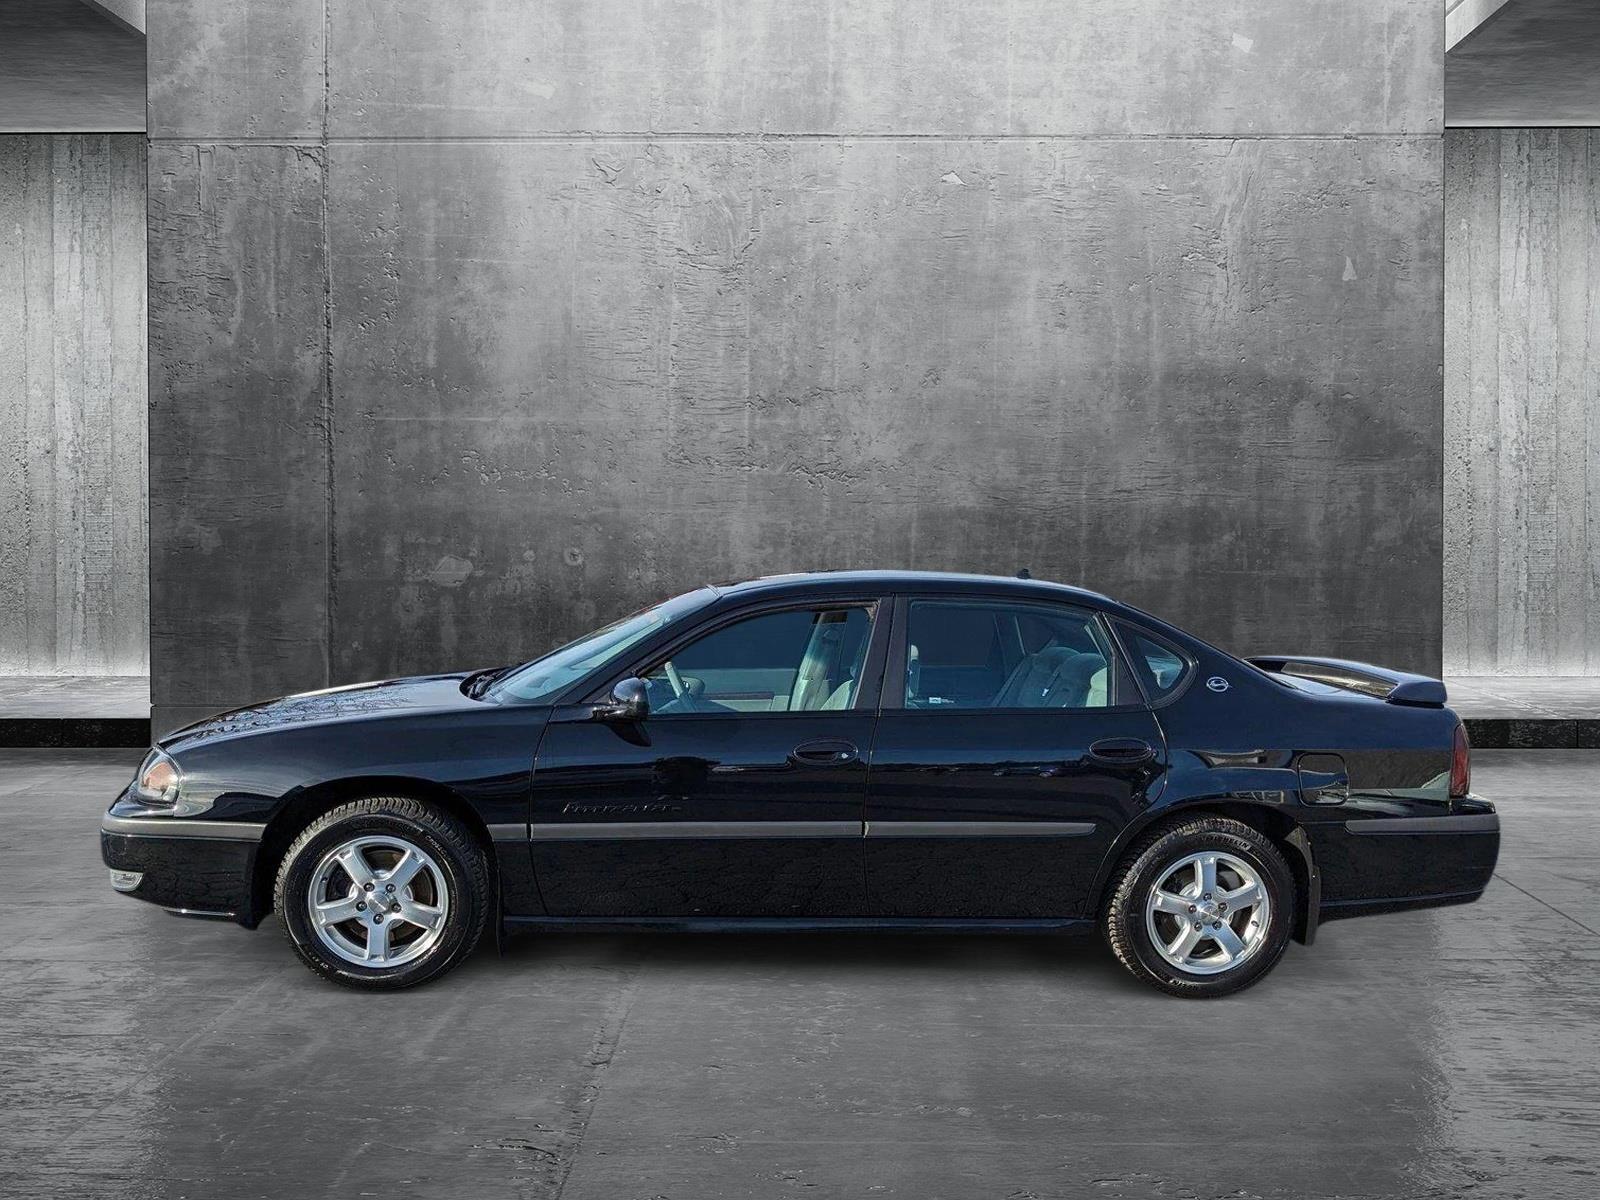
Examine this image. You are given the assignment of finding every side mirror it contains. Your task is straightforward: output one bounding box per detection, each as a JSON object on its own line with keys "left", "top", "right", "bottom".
{"left": 593, "top": 677, "right": 649, "bottom": 722}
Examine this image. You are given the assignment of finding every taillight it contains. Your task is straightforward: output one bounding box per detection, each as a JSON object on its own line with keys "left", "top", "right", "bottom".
{"left": 1449, "top": 723, "right": 1471, "bottom": 799}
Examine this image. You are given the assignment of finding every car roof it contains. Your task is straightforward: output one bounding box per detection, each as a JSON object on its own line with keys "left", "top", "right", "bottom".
{"left": 704, "top": 570, "right": 1115, "bottom": 607}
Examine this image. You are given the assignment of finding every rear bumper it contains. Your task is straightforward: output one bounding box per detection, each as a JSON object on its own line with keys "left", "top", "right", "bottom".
{"left": 1319, "top": 887, "right": 1489, "bottom": 923}
{"left": 1311, "top": 799, "right": 1500, "bottom": 921}
{"left": 100, "top": 808, "right": 263, "bottom": 923}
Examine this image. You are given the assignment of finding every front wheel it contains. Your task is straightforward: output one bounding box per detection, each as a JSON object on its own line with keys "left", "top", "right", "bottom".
{"left": 1102, "top": 816, "right": 1294, "bottom": 998}
{"left": 275, "top": 797, "right": 489, "bottom": 989}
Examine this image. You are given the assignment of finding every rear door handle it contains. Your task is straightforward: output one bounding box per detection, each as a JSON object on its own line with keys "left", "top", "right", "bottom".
{"left": 790, "top": 738, "right": 860, "bottom": 766}
{"left": 1088, "top": 737, "right": 1155, "bottom": 766}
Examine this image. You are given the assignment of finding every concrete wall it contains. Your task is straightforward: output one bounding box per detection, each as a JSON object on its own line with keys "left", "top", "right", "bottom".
{"left": 1445, "top": 129, "right": 1600, "bottom": 675}
{"left": 0, "top": 134, "right": 148, "bottom": 676}
{"left": 148, "top": 1, "right": 1445, "bottom": 731}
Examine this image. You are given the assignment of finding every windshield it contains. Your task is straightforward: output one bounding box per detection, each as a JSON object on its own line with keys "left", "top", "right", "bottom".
{"left": 485, "top": 588, "right": 715, "bottom": 704}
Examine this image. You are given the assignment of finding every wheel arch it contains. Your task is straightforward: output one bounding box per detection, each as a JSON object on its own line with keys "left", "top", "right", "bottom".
{"left": 248, "top": 775, "right": 497, "bottom": 927}
{"left": 1093, "top": 799, "right": 1319, "bottom": 944}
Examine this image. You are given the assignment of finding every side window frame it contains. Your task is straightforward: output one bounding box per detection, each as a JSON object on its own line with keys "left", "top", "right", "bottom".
{"left": 587, "top": 595, "right": 893, "bottom": 718}
{"left": 882, "top": 594, "right": 1146, "bottom": 714}
{"left": 1107, "top": 618, "right": 1197, "bottom": 708}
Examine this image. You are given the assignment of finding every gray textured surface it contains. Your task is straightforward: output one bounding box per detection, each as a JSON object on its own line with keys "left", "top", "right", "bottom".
{"left": 0, "top": 0, "right": 145, "bottom": 133}
{"left": 148, "top": 0, "right": 1446, "bottom": 732}
{"left": 0, "top": 748, "right": 1593, "bottom": 1197}
{"left": 147, "top": 0, "right": 322, "bottom": 139}
{"left": 1448, "top": 675, "right": 1600, "bottom": 719}
{"left": 326, "top": 0, "right": 1442, "bottom": 138}
{"left": 0, "top": 135, "right": 148, "bottom": 676}
{"left": 0, "top": 676, "right": 149, "bottom": 718}
{"left": 1444, "top": 129, "right": 1600, "bottom": 676}
{"left": 147, "top": 0, "right": 1444, "bottom": 141}
{"left": 1447, "top": 0, "right": 1600, "bottom": 126}
{"left": 147, "top": 143, "right": 327, "bottom": 711}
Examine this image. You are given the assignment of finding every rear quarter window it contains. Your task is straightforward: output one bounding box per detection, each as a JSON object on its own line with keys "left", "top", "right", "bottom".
{"left": 1115, "top": 622, "right": 1192, "bottom": 702}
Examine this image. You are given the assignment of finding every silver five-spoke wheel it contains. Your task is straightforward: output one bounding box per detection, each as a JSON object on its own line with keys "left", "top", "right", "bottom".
{"left": 1144, "top": 850, "right": 1271, "bottom": 976}
{"left": 307, "top": 835, "right": 450, "bottom": 968}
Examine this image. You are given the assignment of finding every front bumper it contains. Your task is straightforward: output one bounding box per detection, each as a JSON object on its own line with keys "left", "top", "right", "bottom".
{"left": 1314, "top": 797, "right": 1500, "bottom": 922}
{"left": 100, "top": 802, "right": 264, "bottom": 922}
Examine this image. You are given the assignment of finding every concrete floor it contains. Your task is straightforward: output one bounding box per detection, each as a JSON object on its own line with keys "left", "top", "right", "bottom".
{"left": 1, "top": 750, "right": 1595, "bottom": 1199}
{"left": 1447, "top": 0, "right": 1600, "bottom": 126}
{"left": 0, "top": 677, "right": 150, "bottom": 719}
{"left": 0, "top": 0, "right": 145, "bottom": 133}
{"left": 1447, "top": 676, "right": 1600, "bottom": 720}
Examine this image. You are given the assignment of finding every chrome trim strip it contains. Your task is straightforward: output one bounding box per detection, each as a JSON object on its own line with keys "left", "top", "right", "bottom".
{"left": 488, "top": 822, "right": 528, "bottom": 843}
{"left": 163, "top": 906, "right": 237, "bottom": 920}
{"left": 1345, "top": 813, "right": 1500, "bottom": 836}
{"left": 866, "top": 820, "right": 1097, "bottom": 838}
{"left": 101, "top": 814, "right": 265, "bottom": 841}
{"left": 530, "top": 821, "right": 861, "bottom": 841}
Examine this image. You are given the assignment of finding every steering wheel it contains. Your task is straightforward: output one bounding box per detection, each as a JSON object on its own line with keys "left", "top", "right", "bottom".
{"left": 663, "top": 660, "right": 688, "bottom": 700}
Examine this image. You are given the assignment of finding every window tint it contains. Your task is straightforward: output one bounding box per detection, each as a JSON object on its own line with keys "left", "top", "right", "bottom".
{"left": 904, "top": 601, "right": 1116, "bottom": 710}
{"left": 1117, "top": 623, "right": 1190, "bottom": 701}
{"left": 644, "top": 607, "right": 873, "bottom": 715}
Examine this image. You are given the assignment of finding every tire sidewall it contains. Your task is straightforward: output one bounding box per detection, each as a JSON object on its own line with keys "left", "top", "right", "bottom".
{"left": 1121, "top": 824, "right": 1294, "bottom": 996}
{"left": 280, "top": 810, "right": 480, "bottom": 988}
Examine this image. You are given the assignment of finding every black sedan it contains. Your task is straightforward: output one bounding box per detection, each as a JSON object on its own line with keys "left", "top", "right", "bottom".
{"left": 102, "top": 571, "right": 1499, "bottom": 997}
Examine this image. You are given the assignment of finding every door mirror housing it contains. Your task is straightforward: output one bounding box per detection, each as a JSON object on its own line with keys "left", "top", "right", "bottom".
{"left": 593, "top": 677, "right": 650, "bottom": 722}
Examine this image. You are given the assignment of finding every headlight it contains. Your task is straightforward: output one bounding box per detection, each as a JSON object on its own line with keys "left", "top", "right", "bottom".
{"left": 133, "top": 748, "right": 183, "bottom": 806}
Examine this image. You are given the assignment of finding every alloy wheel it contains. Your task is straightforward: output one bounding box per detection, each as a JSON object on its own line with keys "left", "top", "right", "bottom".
{"left": 306, "top": 835, "right": 450, "bottom": 968}
{"left": 1144, "top": 849, "right": 1272, "bottom": 976}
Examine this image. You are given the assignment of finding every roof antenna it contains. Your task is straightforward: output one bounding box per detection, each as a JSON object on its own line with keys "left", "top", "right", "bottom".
{"left": 1016, "top": 567, "right": 1031, "bottom": 580}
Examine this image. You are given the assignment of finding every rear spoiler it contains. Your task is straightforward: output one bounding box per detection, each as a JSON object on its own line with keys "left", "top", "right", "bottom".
{"left": 1246, "top": 656, "right": 1447, "bottom": 708}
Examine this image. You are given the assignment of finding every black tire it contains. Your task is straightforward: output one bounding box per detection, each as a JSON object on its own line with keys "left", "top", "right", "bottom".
{"left": 1102, "top": 815, "right": 1295, "bottom": 999}
{"left": 274, "top": 797, "right": 490, "bottom": 990}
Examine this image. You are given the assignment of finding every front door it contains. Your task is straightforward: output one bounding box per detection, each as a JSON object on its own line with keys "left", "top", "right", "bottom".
{"left": 865, "top": 596, "right": 1169, "bottom": 918}
{"left": 529, "top": 599, "right": 888, "bottom": 917}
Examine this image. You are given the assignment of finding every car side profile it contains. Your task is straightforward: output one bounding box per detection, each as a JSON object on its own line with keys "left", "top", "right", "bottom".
{"left": 101, "top": 571, "right": 1499, "bottom": 998}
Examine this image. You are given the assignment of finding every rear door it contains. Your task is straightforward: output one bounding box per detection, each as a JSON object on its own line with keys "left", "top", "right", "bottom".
{"left": 529, "top": 597, "right": 890, "bottom": 917}
{"left": 865, "top": 595, "right": 1169, "bottom": 918}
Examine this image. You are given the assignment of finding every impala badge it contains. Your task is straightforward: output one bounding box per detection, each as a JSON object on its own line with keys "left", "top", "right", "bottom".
{"left": 1206, "top": 676, "right": 1230, "bottom": 693}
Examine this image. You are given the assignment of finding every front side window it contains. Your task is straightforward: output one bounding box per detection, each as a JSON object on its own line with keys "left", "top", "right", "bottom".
{"left": 903, "top": 600, "right": 1120, "bottom": 710}
{"left": 643, "top": 606, "right": 874, "bottom": 715}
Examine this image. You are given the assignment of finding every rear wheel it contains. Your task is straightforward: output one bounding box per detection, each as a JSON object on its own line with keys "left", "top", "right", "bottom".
{"left": 275, "top": 797, "right": 489, "bottom": 989}
{"left": 1103, "top": 816, "right": 1294, "bottom": 998}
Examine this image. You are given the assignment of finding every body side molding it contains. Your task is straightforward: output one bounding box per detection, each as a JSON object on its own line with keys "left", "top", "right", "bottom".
{"left": 1345, "top": 813, "right": 1500, "bottom": 835}
{"left": 865, "top": 820, "right": 1096, "bottom": 838}
{"left": 517, "top": 820, "right": 1100, "bottom": 841}
{"left": 529, "top": 820, "right": 862, "bottom": 840}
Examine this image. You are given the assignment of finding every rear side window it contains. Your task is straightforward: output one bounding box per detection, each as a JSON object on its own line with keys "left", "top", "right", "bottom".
{"left": 1115, "top": 622, "right": 1192, "bottom": 702}
{"left": 903, "top": 600, "right": 1122, "bottom": 710}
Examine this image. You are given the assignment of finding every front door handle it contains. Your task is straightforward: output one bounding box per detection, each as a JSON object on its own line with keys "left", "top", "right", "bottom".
{"left": 1088, "top": 737, "right": 1155, "bottom": 766}
{"left": 790, "top": 738, "right": 860, "bottom": 766}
